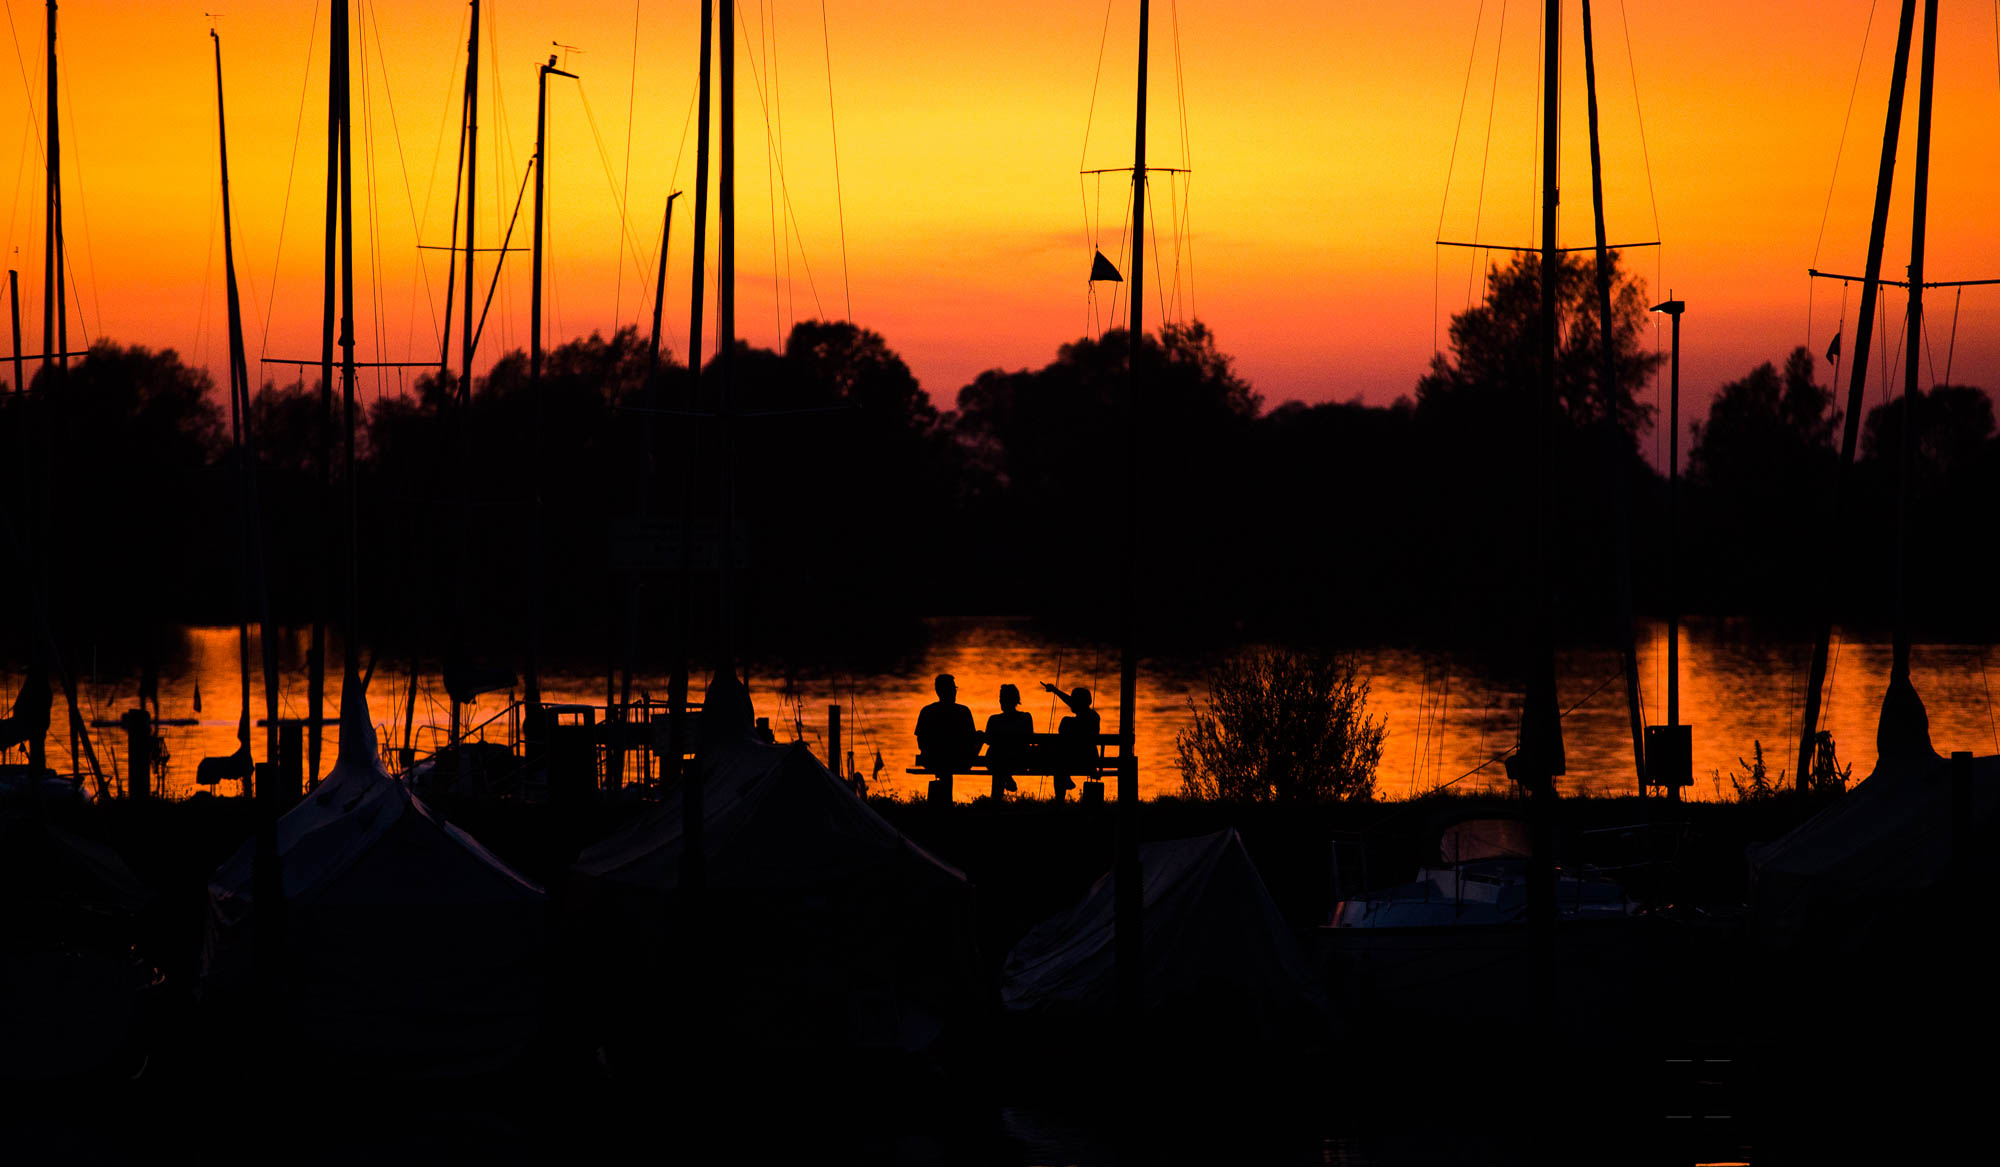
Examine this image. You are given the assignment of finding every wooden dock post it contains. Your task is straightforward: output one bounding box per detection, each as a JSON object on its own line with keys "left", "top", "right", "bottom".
{"left": 827, "top": 703, "right": 841, "bottom": 781}
{"left": 118, "top": 707, "right": 152, "bottom": 801}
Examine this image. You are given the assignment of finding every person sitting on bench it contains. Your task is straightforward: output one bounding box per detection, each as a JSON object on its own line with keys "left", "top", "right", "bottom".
{"left": 915, "top": 674, "right": 979, "bottom": 784}
{"left": 982, "top": 684, "right": 1032, "bottom": 799}
{"left": 1040, "top": 682, "right": 1099, "bottom": 801}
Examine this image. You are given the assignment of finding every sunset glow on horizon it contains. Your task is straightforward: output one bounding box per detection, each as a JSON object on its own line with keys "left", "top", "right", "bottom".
{"left": 3, "top": 0, "right": 1998, "bottom": 466}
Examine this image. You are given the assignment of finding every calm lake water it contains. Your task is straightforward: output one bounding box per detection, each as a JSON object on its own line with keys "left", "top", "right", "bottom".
{"left": 13, "top": 615, "right": 1999, "bottom": 802}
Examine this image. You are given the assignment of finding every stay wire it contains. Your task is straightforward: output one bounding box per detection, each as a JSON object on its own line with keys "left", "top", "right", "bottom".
{"left": 821, "top": 0, "right": 851, "bottom": 320}
{"left": 1436, "top": 0, "right": 1489, "bottom": 353}
{"left": 614, "top": 0, "right": 641, "bottom": 328}
{"left": 1466, "top": 0, "right": 1509, "bottom": 313}
{"left": 260, "top": 0, "right": 324, "bottom": 360}
{"left": 1811, "top": 0, "right": 1881, "bottom": 270}
{"left": 363, "top": 0, "right": 443, "bottom": 363}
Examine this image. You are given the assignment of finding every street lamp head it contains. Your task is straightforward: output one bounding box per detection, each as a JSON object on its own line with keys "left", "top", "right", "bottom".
{"left": 1650, "top": 298, "right": 1685, "bottom": 316}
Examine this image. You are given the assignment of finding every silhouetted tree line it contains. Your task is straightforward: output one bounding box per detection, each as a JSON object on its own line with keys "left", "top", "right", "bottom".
{"left": 4, "top": 251, "right": 1994, "bottom": 682}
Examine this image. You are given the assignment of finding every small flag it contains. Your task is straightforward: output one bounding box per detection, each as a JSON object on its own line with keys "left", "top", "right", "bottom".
{"left": 1089, "top": 249, "right": 1123, "bottom": 283}
{"left": 192, "top": 676, "right": 202, "bottom": 714}
{"left": 1826, "top": 329, "right": 1842, "bottom": 364}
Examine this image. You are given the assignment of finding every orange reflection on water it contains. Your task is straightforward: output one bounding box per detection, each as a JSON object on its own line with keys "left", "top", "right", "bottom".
{"left": 15, "top": 617, "right": 1997, "bottom": 804}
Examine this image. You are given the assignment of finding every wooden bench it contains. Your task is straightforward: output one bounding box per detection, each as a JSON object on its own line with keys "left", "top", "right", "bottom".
{"left": 909, "top": 732, "right": 1128, "bottom": 802}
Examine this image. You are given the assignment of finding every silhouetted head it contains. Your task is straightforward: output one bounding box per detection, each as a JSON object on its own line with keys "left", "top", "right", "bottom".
{"left": 935, "top": 673, "right": 957, "bottom": 702}
{"left": 1071, "top": 686, "right": 1092, "bottom": 709}
{"left": 999, "top": 683, "right": 1020, "bottom": 710}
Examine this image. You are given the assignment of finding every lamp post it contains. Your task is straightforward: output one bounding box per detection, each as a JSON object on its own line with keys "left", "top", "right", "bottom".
{"left": 1650, "top": 296, "right": 1686, "bottom": 800}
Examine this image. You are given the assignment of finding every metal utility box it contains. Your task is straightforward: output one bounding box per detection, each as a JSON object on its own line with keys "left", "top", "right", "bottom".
{"left": 1644, "top": 724, "right": 1693, "bottom": 788}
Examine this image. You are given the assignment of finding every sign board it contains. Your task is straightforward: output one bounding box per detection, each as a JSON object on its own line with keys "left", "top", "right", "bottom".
{"left": 1643, "top": 724, "right": 1693, "bottom": 788}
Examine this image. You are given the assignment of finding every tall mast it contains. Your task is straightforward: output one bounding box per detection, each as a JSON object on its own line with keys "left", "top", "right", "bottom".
{"left": 1796, "top": 0, "right": 1918, "bottom": 790}
{"left": 1113, "top": 0, "right": 1149, "bottom": 1042}
{"left": 1894, "top": 0, "right": 1938, "bottom": 693}
{"left": 527, "top": 54, "right": 576, "bottom": 716}
{"left": 310, "top": 0, "right": 348, "bottom": 785}
{"left": 716, "top": 0, "right": 736, "bottom": 677}
{"left": 338, "top": 0, "right": 358, "bottom": 686}
{"left": 42, "top": 2, "right": 59, "bottom": 377}
{"left": 674, "top": 0, "right": 716, "bottom": 896}
{"left": 617, "top": 191, "right": 681, "bottom": 771}
{"left": 214, "top": 28, "right": 282, "bottom": 788}
{"left": 1514, "top": 0, "right": 1565, "bottom": 931}
{"left": 446, "top": 2, "right": 479, "bottom": 791}
{"left": 530, "top": 55, "right": 575, "bottom": 387}
{"left": 1579, "top": 0, "right": 1648, "bottom": 795}
{"left": 461, "top": 1, "right": 479, "bottom": 390}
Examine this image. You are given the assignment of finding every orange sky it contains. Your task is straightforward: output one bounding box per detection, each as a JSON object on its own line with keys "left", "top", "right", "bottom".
{"left": 3, "top": 0, "right": 1998, "bottom": 465}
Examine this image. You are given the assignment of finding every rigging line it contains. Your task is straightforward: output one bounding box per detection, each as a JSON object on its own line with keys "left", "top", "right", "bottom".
{"left": 749, "top": 0, "right": 782, "bottom": 342}
{"left": 1080, "top": 0, "right": 1116, "bottom": 172}
{"left": 1148, "top": 176, "right": 1169, "bottom": 326}
{"left": 356, "top": 1, "right": 385, "bottom": 400}
{"left": 768, "top": 0, "right": 795, "bottom": 335}
{"left": 1983, "top": 650, "right": 1999, "bottom": 755}
{"left": 193, "top": 176, "right": 220, "bottom": 374}
{"left": 1943, "top": 285, "right": 1961, "bottom": 385}
{"left": 1528, "top": 1, "right": 1541, "bottom": 248}
{"left": 1615, "top": 0, "right": 1662, "bottom": 242}
{"left": 820, "top": 1, "right": 851, "bottom": 320}
{"left": 575, "top": 83, "right": 656, "bottom": 292}
{"left": 1436, "top": 0, "right": 1489, "bottom": 249}
{"left": 1811, "top": 0, "right": 1881, "bottom": 270}
{"left": 415, "top": 4, "right": 467, "bottom": 265}
{"left": 260, "top": 0, "right": 324, "bottom": 360}
{"left": 1465, "top": 0, "right": 1509, "bottom": 313}
{"left": 363, "top": 0, "right": 444, "bottom": 362}
{"left": 614, "top": 0, "right": 640, "bottom": 328}
{"left": 732, "top": 2, "right": 826, "bottom": 324}
{"left": 1170, "top": 0, "right": 1193, "bottom": 317}
{"left": 57, "top": 64, "right": 100, "bottom": 339}
{"left": 357, "top": 1, "right": 389, "bottom": 402}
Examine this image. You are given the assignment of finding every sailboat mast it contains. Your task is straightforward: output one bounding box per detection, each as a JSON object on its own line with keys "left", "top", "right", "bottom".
{"left": 1113, "top": 0, "right": 1149, "bottom": 1040}
{"left": 1796, "top": 0, "right": 1917, "bottom": 790}
{"left": 338, "top": 0, "right": 358, "bottom": 686}
{"left": 1895, "top": 0, "right": 1938, "bottom": 686}
{"left": 1579, "top": 0, "right": 1648, "bottom": 794}
{"left": 1515, "top": 0, "right": 1565, "bottom": 932}
{"left": 462, "top": 0, "right": 479, "bottom": 389}
{"left": 310, "top": 0, "right": 348, "bottom": 785}
{"left": 717, "top": 0, "right": 737, "bottom": 678}
{"left": 674, "top": 0, "right": 716, "bottom": 892}
{"left": 214, "top": 28, "right": 282, "bottom": 785}
{"left": 42, "top": 2, "right": 58, "bottom": 376}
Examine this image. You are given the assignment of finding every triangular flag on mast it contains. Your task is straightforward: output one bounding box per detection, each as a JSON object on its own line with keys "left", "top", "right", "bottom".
{"left": 1826, "top": 329, "right": 1842, "bottom": 364}
{"left": 1089, "top": 249, "right": 1123, "bottom": 283}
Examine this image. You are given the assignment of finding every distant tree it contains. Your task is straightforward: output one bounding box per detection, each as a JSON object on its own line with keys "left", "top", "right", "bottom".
{"left": 1860, "top": 383, "right": 1995, "bottom": 485}
{"left": 1416, "top": 250, "right": 1661, "bottom": 444}
{"left": 952, "top": 321, "right": 1259, "bottom": 621}
{"left": 1688, "top": 347, "right": 1839, "bottom": 492}
{"left": 1176, "top": 648, "right": 1385, "bottom": 803}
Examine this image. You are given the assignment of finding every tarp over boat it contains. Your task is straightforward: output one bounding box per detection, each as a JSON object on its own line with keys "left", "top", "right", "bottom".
{"left": 1000, "top": 828, "right": 1320, "bottom": 1039}
{"left": 571, "top": 731, "right": 979, "bottom": 1059}
{"left": 202, "top": 677, "right": 546, "bottom": 1076}
{"left": 1751, "top": 683, "right": 2000, "bottom": 952}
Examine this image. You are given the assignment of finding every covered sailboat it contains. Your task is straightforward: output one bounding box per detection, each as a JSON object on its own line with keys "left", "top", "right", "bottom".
{"left": 570, "top": 680, "right": 980, "bottom": 1068}
{"left": 202, "top": 676, "right": 547, "bottom": 1076}
{"left": 1000, "top": 829, "right": 1323, "bottom": 1050}
{"left": 1752, "top": 687, "right": 1999, "bottom": 953}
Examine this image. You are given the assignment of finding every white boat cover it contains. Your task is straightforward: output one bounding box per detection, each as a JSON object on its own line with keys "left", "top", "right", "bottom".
{"left": 202, "top": 676, "right": 546, "bottom": 1075}
{"left": 1000, "top": 828, "right": 1314, "bottom": 1032}
{"left": 572, "top": 734, "right": 977, "bottom": 1055}
{"left": 1751, "top": 685, "right": 2000, "bottom": 950}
